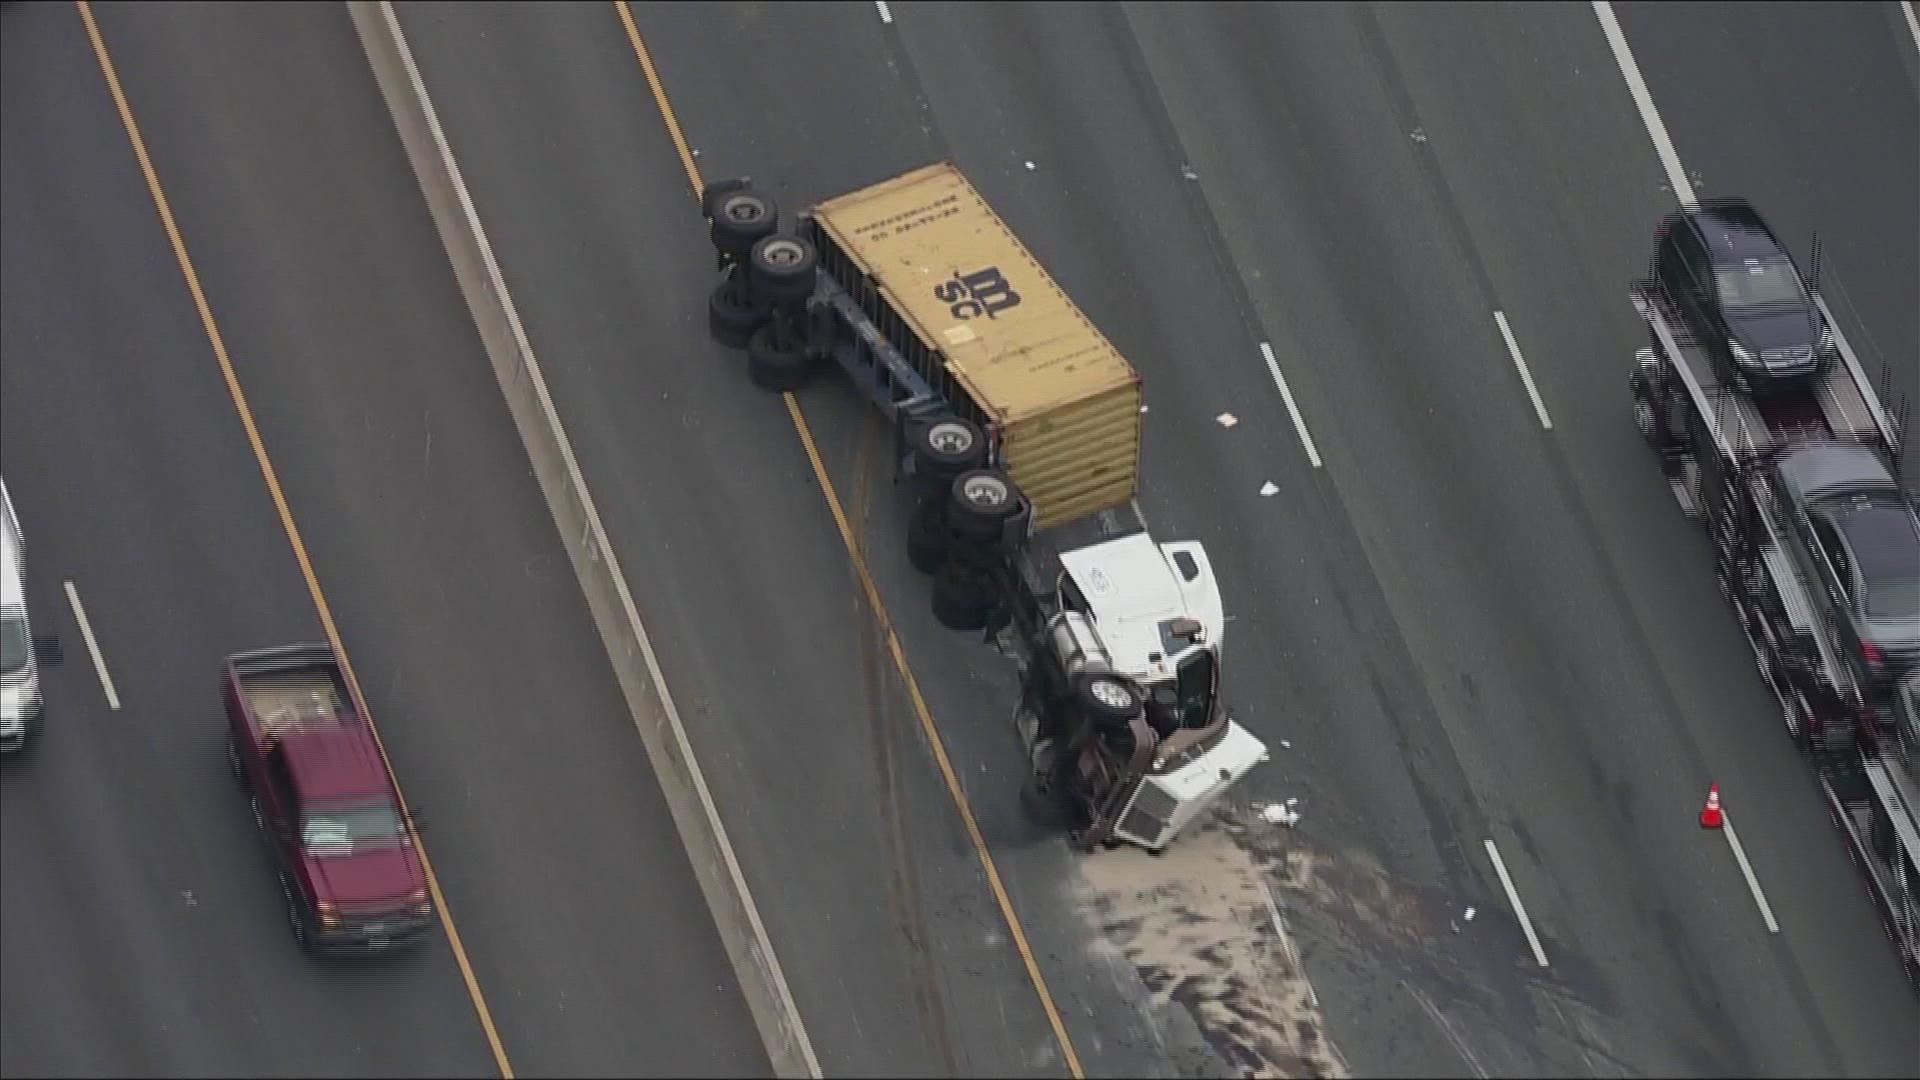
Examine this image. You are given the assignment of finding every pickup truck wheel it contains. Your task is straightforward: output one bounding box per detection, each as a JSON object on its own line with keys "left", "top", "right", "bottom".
{"left": 709, "top": 190, "right": 779, "bottom": 262}
{"left": 228, "top": 733, "right": 246, "bottom": 787}
{"left": 279, "top": 873, "right": 312, "bottom": 953}
{"left": 907, "top": 497, "right": 950, "bottom": 574}
{"left": 931, "top": 559, "right": 994, "bottom": 632}
{"left": 909, "top": 415, "right": 987, "bottom": 478}
{"left": 746, "top": 323, "right": 813, "bottom": 392}
{"left": 1074, "top": 673, "right": 1143, "bottom": 726}
{"left": 947, "top": 468, "right": 1021, "bottom": 542}
{"left": 748, "top": 234, "right": 818, "bottom": 305}
{"left": 708, "top": 277, "right": 767, "bottom": 348}
{"left": 1630, "top": 370, "right": 1673, "bottom": 450}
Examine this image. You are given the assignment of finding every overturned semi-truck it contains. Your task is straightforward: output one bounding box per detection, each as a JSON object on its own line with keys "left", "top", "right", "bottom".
{"left": 699, "top": 162, "right": 1267, "bottom": 851}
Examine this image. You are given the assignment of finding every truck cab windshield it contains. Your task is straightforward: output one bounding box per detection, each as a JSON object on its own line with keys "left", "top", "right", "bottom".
{"left": 302, "top": 802, "right": 406, "bottom": 856}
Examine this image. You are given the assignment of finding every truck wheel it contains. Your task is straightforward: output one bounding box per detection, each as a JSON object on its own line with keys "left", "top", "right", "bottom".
{"left": 907, "top": 497, "right": 950, "bottom": 574}
{"left": 909, "top": 415, "right": 987, "bottom": 478}
{"left": 709, "top": 190, "right": 779, "bottom": 262}
{"left": 931, "top": 558, "right": 994, "bottom": 632}
{"left": 279, "top": 873, "right": 312, "bottom": 953}
{"left": 1631, "top": 370, "right": 1671, "bottom": 450}
{"left": 708, "top": 277, "right": 767, "bottom": 349}
{"left": 228, "top": 733, "right": 246, "bottom": 787}
{"left": 947, "top": 468, "right": 1022, "bottom": 543}
{"left": 1074, "top": 673, "right": 1143, "bottom": 726}
{"left": 746, "top": 323, "right": 813, "bottom": 392}
{"left": 748, "top": 234, "right": 818, "bottom": 305}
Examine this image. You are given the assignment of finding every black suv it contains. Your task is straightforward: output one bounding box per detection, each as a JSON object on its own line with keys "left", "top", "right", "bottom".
{"left": 1653, "top": 198, "right": 1833, "bottom": 393}
{"left": 1772, "top": 441, "right": 1920, "bottom": 692}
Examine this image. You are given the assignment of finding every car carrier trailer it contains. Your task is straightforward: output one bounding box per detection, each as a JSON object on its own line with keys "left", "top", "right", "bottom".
{"left": 698, "top": 162, "right": 1268, "bottom": 852}
{"left": 1629, "top": 271, "right": 1918, "bottom": 985}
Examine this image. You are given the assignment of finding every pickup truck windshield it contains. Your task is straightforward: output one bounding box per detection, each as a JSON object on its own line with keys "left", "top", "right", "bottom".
{"left": 302, "top": 802, "right": 406, "bottom": 857}
{"left": 0, "top": 614, "right": 27, "bottom": 678}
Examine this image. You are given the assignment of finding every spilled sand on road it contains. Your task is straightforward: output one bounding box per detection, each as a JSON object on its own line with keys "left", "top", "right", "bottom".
{"left": 1077, "top": 815, "right": 1351, "bottom": 1080}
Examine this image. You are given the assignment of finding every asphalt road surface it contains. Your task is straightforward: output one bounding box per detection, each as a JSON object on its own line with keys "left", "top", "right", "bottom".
{"left": 4, "top": 1, "right": 1913, "bottom": 1078}
{"left": 397, "top": 0, "right": 1916, "bottom": 1076}
{"left": 2, "top": 3, "right": 765, "bottom": 1077}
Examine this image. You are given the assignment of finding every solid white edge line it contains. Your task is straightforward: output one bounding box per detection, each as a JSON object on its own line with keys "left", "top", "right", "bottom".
{"left": 875, "top": 1, "right": 893, "bottom": 25}
{"left": 1720, "top": 813, "right": 1782, "bottom": 934}
{"left": 1904, "top": 2, "right": 1920, "bottom": 53}
{"left": 1259, "top": 341, "right": 1323, "bottom": 468}
{"left": 1483, "top": 838, "right": 1551, "bottom": 967}
{"left": 1257, "top": 876, "right": 1319, "bottom": 1008}
{"left": 1591, "top": 1, "right": 1697, "bottom": 207}
{"left": 62, "top": 580, "right": 119, "bottom": 711}
{"left": 1493, "top": 310, "right": 1554, "bottom": 430}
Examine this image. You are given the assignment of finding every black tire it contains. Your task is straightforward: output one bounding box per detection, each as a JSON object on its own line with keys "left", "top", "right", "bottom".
{"left": 1631, "top": 370, "right": 1671, "bottom": 450}
{"left": 228, "top": 732, "right": 246, "bottom": 787}
{"left": 908, "top": 415, "right": 987, "bottom": 478}
{"left": 931, "top": 558, "right": 994, "bottom": 632}
{"left": 1074, "top": 672, "right": 1142, "bottom": 726}
{"left": 746, "top": 322, "right": 812, "bottom": 392}
{"left": 947, "top": 468, "right": 1021, "bottom": 543}
{"left": 709, "top": 190, "right": 778, "bottom": 262}
{"left": 907, "top": 497, "right": 950, "bottom": 575}
{"left": 748, "top": 234, "right": 818, "bottom": 305}
{"left": 280, "top": 873, "right": 313, "bottom": 954}
{"left": 708, "top": 277, "right": 766, "bottom": 348}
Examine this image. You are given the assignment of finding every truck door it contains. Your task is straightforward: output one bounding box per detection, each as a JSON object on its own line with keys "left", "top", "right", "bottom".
{"left": 262, "top": 744, "right": 300, "bottom": 863}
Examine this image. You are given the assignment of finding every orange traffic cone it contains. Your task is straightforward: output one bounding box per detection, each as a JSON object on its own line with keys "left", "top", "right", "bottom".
{"left": 1700, "top": 784, "right": 1724, "bottom": 830}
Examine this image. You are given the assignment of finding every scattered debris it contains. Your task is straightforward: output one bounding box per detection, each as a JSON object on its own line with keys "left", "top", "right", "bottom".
{"left": 1181, "top": 164, "right": 1199, "bottom": 181}
{"left": 1260, "top": 481, "right": 1280, "bottom": 497}
{"left": 1139, "top": 404, "right": 1151, "bottom": 414}
{"left": 181, "top": 890, "right": 197, "bottom": 907}
{"left": 1024, "top": 160, "right": 1036, "bottom": 171}
{"left": 1216, "top": 412, "right": 1239, "bottom": 428}
{"left": 1463, "top": 906, "right": 1476, "bottom": 921}
{"left": 1410, "top": 128, "right": 1428, "bottom": 144}
{"left": 1260, "top": 802, "right": 1302, "bottom": 827}
{"left": 1280, "top": 739, "right": 1292, "bottom": 749}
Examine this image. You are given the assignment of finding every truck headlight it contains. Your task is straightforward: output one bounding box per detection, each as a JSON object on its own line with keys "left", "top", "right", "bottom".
{"left": 1728, "top": 339, "right": 1755, "bottom": 362}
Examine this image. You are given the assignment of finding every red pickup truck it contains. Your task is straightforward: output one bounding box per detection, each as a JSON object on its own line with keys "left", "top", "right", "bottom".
{"left": 223, "top": 644, "right": 433, "bottom": 956}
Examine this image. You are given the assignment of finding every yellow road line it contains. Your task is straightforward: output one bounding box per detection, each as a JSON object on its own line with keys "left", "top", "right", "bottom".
{"left": 75, "top": 5, "right": 514, "bottom": 1076}
{"left": 613, "top": 4, "right": 1085, "bottom": 1075}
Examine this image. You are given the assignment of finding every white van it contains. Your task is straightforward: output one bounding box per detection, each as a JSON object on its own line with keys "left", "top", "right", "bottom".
{"left": 1, "top": 477, "right": 42, "bottom": 753}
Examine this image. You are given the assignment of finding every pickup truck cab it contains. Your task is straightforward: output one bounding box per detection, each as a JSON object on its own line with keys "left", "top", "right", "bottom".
{"left": 223, "top": 644, "right": 432, "bottom": 956}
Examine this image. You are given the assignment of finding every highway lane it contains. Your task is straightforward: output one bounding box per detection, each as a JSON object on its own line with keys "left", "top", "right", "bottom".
{"left": 0, "top": 4, "right": 492, "bottom": 1077}
{"left": 1112, "top": 1, "right": 1916, "bottom": 1074}
{"left": 389, "top": 2, "right": 1120, "bottom": 1075}
{"left": 6, "top": 2, "right": 769, "bottom": 1076}
{"left": 405, "top": 1, "right": 1571, "bottom": 1077}
{"left": 1616, "top": 0, "right": 1919, "bottom": 479}
{"left": 623, "top": 1, "right": 1916, "bottom": 1077}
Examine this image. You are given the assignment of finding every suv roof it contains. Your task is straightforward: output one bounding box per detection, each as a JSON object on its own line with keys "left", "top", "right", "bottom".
{"left": 1687, "top": 199, "right": 1789, "bottom": 266}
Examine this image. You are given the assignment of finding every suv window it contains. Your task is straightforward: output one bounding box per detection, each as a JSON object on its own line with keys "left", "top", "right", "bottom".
{"left": 1675, "top": 224, "right": 1712, "bottom": 300}
{"left": 1714, "top": 256, "right": 1805, "bottom": 310}
{"left": 1807, "top": 514, "right": 1853, "bottom": 600}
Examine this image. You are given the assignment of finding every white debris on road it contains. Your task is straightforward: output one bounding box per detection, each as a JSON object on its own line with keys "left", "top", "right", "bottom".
{"left": 1260, "top": 481, "right": 1280, "bottom": 497}
{"left": 1217, "top": 412, "right": 1239, "bottom": 428}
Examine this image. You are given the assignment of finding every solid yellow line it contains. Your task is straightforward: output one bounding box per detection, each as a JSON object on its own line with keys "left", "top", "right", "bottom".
{"left": 612, "top": 5, "right": 1084, "bottom": 1075}
{"left": 75, "top": 5, "right": 514, "bottom": 1077}
{"left": 782, "top": 399, "right": 1086, "bottom": 1079}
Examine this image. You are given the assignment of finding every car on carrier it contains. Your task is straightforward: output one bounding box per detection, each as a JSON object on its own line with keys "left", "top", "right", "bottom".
{"left": 1770, "top": 442, "right": 1920, "bottom": 693}
{"left": 1653, "top": 198, "right": 1833, "bottom": 394}
{"left": 224, "top": 644, "right": 433, "bottom": 956}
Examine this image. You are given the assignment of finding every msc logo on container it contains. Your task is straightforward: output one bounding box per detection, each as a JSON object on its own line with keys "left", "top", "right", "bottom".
{"left": 934, "top": 267, "right": 1023, "bottom": 321}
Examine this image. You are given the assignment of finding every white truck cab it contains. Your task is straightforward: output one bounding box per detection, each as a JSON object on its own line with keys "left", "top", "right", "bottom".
{"left": 1, "top": 478, "right": 44, "bottom": 753}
